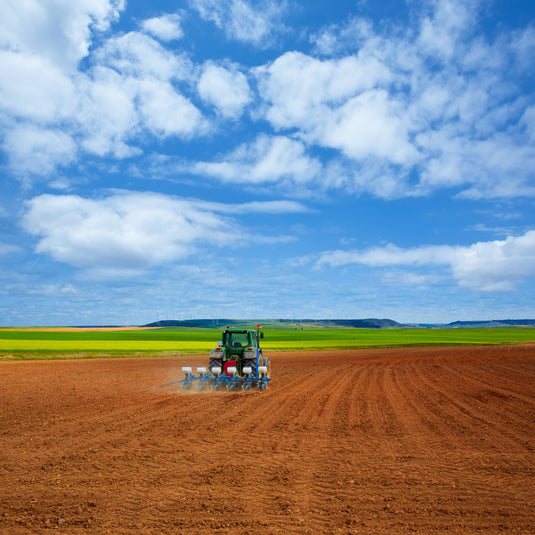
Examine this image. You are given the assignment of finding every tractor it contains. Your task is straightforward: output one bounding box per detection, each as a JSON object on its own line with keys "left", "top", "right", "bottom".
{"left": 176, "top": 325, "right": 271, "bottom": 390}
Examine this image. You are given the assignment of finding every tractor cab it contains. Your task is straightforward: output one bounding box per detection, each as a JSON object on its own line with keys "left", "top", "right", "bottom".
{"left": 223, "top": 329, "right": 254, "bottom": 350}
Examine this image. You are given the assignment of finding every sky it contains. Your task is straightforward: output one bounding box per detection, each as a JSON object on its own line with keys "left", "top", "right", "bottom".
{"left": 1, "top": 0, "right": 535, "bottom": 326}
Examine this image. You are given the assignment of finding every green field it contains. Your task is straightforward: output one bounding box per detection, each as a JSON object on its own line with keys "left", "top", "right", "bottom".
{"left": 0, "top": 326, "right": 534, "bottom": 360}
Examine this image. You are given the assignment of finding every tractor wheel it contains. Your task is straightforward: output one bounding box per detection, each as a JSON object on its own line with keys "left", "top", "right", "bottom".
{"left": 209, "top": 358, "right": 223, "bottom": 373}
{"left": 209, "top": 358, "right": 223, "bottom": 389}
{"left": 244, "top": 358, "right": 257, "bottom": 377}
{"left": 261, "top": 357, "right": 271, "bottom": 379}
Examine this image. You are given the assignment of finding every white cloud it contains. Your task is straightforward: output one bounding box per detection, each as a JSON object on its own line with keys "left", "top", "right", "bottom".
{"left": 254, "top": 0, "right": 535, "bottom": 200}
{"left": 416, "top": 128, "right": 535, "bottom": 199}
{"left": 1, "top": 0, "right": 534, "bottom": 203}
{"left": 189, "top": 0, "right": 286, "bottom": 45}
{"left": 22, "top": 192, "right": 243, "bottom": 272}
{"left": 78, "top": 33, "right": 206, "bottom": 152}
{"left": 86, "top": 32, "right": 206, "bottom": 143}
{"left": 192, "top": 134, "right": 321, "bottom": 185}
{"left": 140, "top": 13, "right": 183, "bottom": 42}
{"left": 137, "top": 79, "right": 207, "bottom": 138}
{"left": 198, "top": 63, "right": 251, "bottom": 118}
{"left": 318, "top": 243, "right": 452, "bottom": 268}
{"left": 76, "top": 67, "right": 140, "bottom": 158}
{"left": 256, "top": 51, "right": 392, "bottom": 131}
{"left": 0, "top": 0, "right": 125, "bottom": 70}
{"left": 254, "top": 50, "right": 418, "bottom": 182}
{"left": 311, "top": 18, "right": 375, "bottom": 56}
{"left": 232, "top": 200, "right": 310, "bottom": 214}
{"left": 417, "top": 0, "right": 477, "bottom": 60}
{"left": 4, "top": 125, "right": 77, "bottom": 175}
{"left": 95, "top": 32, "right": 191, "bottom": 81}
{"left": 321, "top": 90, "right": 418, "bottom": 165}
{"left": 317, "top": 230, "right": 535, "bottom": 292}
{"left": 196, "top": 199, "right": 310, "bottom": 214}
{"left": 0, "top": 50, "right": 77, "bottom": 123}
{"left": 21, "top": 192, "right": 306, "bottom": 274}
{"left": 0, "top": 24, "right": 207, "bottom": 173}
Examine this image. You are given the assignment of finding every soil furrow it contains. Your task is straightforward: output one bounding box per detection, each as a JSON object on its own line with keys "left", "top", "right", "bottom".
{"left": 1, "top": 347, "right": 534, "bottom": 534}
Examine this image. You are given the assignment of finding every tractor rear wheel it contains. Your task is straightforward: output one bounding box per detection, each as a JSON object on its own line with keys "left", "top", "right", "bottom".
{"left": 261, "top": 357, "right": 271, "bottom": 379}
{"left": 209, "top": 358, "right": 223, "bottom": 373}
{"left": 244, "top": 359, "right": 257, "bottom": 377}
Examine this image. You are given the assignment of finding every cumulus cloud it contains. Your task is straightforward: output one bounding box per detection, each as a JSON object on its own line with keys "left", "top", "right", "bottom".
{"left": 76, "top": 67, "right": 140, "bottom": 158}
{"left": 321, "top": 90, "right": 418, "bottom": 165}
{"left": 189, "top": 0, "right": 286, "bottom": 45}
{"left": 198, "top": 62, "right": 251, "bottom": 118}
{"left": 95, "top": 31, "right": 192, "bottom": 81}
{"left": 4, "top": 125, "right": 77, "bottom": 175}
{"left": 191, "top": 134, "right": 322, "bottom": 185}
{"left": 140, "top": 13, "right": 183, "bottom": 41}
{"left": 21, "top": 192, "right": 308, "bottom": 274}
{"left": 0, "top": 23, "right": 207, "bottom": 174}
{"left": 311, "top": 18, "right": 375, "bottom": 56}
{"left": 1, "top": 0, "right": 534, "bottom": 203}
{"left": 254, "top": 50, "right": 418, "bottom": 193}
{"left": 0, "top": 50, "right": 77, "bottom": 123}
{"left": 22, "top": 192, "right": 243, "bottom": 271}
{"left": 0, "top": 0, "right": 125, "bottom": 70}
{"left": 78, "top": 33, "right": 206, "bottom": 151}
{"left": 417, "top": 0, "right": 477, "bottom": 60}
{"left": 317, "top": 230, "right": 535, "bottom": 292}
{"left": 255, "top": 51, "right": 393, "bottom": 131}
{"left": 136, "top": 79, "right": 207, "bottom": 138}
{"left": 255, "top": 0, "right": 535, "bottom": 199}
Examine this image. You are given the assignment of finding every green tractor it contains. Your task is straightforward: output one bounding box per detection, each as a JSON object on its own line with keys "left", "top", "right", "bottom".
{"left": 209, "top": 326, "right": 271, "bottom": 382}
{"left": 177, "top": 325, "right": 271, "bottom": 390}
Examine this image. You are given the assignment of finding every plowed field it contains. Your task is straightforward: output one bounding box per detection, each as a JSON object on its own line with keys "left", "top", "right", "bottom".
{"left": 1, "top": 345, "right": 534, "bottom": 534}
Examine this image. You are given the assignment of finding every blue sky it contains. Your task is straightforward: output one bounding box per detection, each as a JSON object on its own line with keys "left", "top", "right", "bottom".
{"left": 1, "top": 0, "right": 535, "bottom": 326}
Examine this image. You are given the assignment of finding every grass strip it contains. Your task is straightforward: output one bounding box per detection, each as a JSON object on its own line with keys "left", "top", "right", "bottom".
{"left": 0, "top": 327, "right": 533, "bottom": 360}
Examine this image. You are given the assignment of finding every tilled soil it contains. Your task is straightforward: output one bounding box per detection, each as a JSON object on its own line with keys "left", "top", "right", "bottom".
{"left": 1, "top": 345, "right": 534, "bottom": 534}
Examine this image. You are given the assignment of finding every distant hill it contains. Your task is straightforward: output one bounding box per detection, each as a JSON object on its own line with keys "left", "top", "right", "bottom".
{"left": 144, "top": 319, "right": 262, "bottom": 329}
{"left": 143, "top": 318, "right": 535, "bottom": 329}
{"left": 296, "top": 318, "right": 403, "bottom": 329}
{"left": 143, "top": 318, "right": 404, "bottom": 329}
{"left": 446, "top": 319, "right": 535, "bottom": 328}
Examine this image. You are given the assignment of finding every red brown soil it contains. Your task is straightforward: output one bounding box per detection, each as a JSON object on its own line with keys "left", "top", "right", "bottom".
{"left": 1, "top": 345, "right": 534, "bottom": 534}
